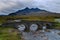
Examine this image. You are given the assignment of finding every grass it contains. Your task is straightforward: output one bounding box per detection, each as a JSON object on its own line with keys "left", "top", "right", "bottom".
{"left": 0, "top": 27, "right": 22, "bottom": 40}
{"left": 55, "top": 22, "right": 60, "bottom": 29}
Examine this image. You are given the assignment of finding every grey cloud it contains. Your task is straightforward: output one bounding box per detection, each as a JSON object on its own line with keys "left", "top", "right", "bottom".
{"left": 0, "top": 0, "right": 60, "bottom": 15}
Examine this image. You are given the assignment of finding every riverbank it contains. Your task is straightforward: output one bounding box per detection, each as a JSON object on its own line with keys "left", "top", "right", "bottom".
{"left": 0, "top": 27, "right": 22, "bottom": 40}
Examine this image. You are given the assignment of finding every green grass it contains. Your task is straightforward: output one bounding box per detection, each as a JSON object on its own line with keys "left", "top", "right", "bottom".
{"left": 0, "top": 27, "right": 22, "bottom": 40}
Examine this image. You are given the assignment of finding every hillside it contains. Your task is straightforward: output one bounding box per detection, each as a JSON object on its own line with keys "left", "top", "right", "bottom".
{"left": 8, "top": 7, "right": 47, "bottom": 15}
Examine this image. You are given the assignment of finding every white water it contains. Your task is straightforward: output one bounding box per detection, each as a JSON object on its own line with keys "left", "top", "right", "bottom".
{"left": 21, "top": 29, "right": 60, "bottom": 40}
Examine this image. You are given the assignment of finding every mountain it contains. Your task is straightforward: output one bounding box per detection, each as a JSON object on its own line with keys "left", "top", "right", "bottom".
{"left": 9, "top": 7, "right": 47, "bottom": 15}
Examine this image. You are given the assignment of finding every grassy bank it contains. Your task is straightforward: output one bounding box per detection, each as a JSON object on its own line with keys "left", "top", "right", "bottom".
{"left": 55, "top": 22, "right": 60, "bottom": 29}
{"left": 0, "top": 27, "right": 22, "bottom": 40}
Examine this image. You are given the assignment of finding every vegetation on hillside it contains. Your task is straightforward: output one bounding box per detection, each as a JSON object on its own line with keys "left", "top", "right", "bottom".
{"left": 0, "top": 16, "right": 60, "bottom": 28}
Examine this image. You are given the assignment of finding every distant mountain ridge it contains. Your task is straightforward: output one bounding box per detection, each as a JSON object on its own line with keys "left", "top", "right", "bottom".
{"left": 9, "top": 7, "right": 47, "bottom": 15}
{"left": 0, "top": 7, "right": 60, "bottom": 18}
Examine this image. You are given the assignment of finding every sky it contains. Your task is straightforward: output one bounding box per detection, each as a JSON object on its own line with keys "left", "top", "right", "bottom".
{"left": 0, "top": 0, "right": 60, "bottom": 15}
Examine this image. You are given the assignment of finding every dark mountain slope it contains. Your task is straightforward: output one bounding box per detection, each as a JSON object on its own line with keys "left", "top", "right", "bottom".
{"left": 9, "top": 7, "right": 47, "bottom": 15}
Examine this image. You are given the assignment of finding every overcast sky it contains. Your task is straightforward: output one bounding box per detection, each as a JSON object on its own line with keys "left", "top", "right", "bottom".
{"left": 0, "top": 0, "right": 60, "bottom": 15}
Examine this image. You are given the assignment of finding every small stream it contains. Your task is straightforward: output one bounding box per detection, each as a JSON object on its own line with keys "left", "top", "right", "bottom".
{"left": 20, "top": 29, "right": 60, "bottom": 40}
{"left": 17, "top": 25, "right": 60, "bottom": 40}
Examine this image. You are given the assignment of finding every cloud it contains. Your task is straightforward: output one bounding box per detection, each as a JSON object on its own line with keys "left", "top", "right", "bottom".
{"left": 0, "top": 0, "right": 25, "bottom": 15}
{"left": 0, "top": 0, "right": 60, "bottom": 15}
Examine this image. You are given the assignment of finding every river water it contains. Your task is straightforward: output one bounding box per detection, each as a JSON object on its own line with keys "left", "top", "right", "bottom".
{"left": 20, "top": 29, "right": 60, "bottom": 40}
